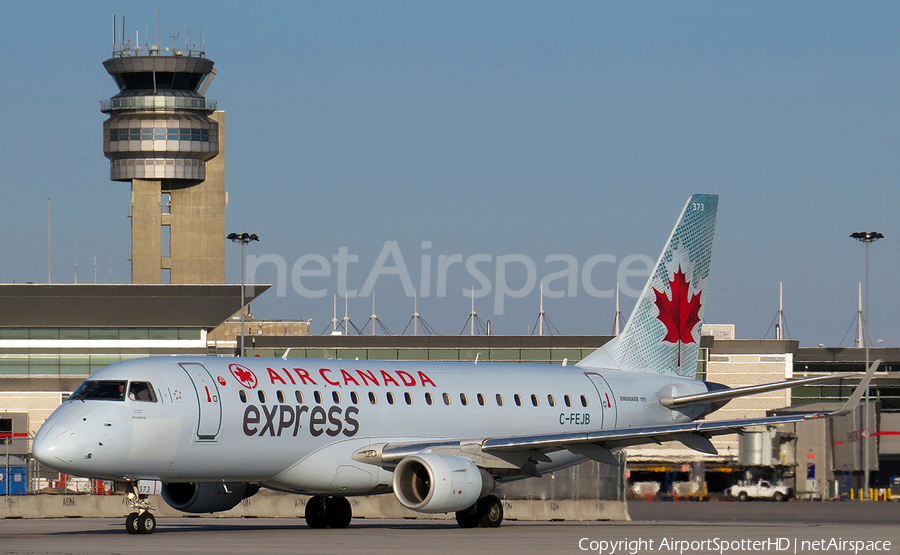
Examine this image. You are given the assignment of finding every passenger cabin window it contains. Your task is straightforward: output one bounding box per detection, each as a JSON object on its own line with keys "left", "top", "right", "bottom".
{"left": 332, "top": 391, "right": 341, "bottom": 404}
{"left": 350, "top": 391, "right": 359, "bottom": 404}
{"left": 514, "top": 394, "right": 522, "bottom": 407}
{"left": 368, "top": 392, "right": 377, "bottom": 405}
{"left": 547, "top": 394, "right": 556, "bottom": 407}
{"left": 442, "top": 392, "right": 451, "bottom": 406}
{"left": 404, "top": 392, "right": 412, "bottom": 405}
{"left": 564, "top": 395, "right": 572, "bottom": 407}
{"left": 580, "top": 395, "right": 588, "bottom": 407}
{"left": 495, "top": 394, "right": 504, "bottom": 406}
{"left": 425, "top": 392, "right": 433, "bottom": 405}
{"left": 69, "top": 380, "right": 128, "bottom": 402}
{"left": 477, "top": 393, "right": 485, "bottom": 406}
{"left": 258, "top": 391, "right": 266, "bottom": 403}
{"left": 531, "top": 394, "right": 539, "bottom": 407}
{"left": 239, "top": 390, "right": 248, "bottom": 403}
{"left": 295, "top": 391, "right": 304, "bottom": 403}
{"left": 128, "top": 382, "right": 157, "bottom": 402}
{"left": 276, "top": 390, "right": 285, "bottom": 403}
{"left": 459, "top": 393, "right": 468, "bottom": 406}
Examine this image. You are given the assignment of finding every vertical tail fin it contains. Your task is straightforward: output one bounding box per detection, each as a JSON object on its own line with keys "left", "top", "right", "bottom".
{"left": 577, "top": 194, "right": 718, "bottom": 377}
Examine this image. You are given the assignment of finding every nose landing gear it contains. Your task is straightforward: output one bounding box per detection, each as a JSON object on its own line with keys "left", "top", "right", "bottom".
{"left": 125, "top": 482, "right": 158, "bottom": 534}
{"left": 126, "top": 511, "right": 156, "bottom": 534}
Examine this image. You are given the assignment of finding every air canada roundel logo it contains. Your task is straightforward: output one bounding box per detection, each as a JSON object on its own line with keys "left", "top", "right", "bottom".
{"left": 229, "top": 363, "right": 258, "bottom": 389}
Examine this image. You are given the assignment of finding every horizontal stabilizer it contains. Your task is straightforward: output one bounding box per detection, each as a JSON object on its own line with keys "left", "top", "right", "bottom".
{"left": 659, "top": 370, "right": 874, "bottom": 409}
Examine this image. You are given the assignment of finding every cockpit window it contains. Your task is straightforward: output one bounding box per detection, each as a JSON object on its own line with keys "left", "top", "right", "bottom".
{"left": 128, "top": 382, "right": 157, "bottom": 402}
{"left": 69, "top": 380, "right": 128, "bottom": 401}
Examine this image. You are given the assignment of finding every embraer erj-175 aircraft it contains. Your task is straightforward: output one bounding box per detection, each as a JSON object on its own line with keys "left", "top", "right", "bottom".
{"left": 34, "top": 194, "right": 876, "bottom": 535}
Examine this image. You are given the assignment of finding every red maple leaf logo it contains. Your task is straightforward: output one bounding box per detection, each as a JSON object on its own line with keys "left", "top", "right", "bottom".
{"left": 653, "top": 265, "right": 702, "bottom": 366}
{"left": 229, "top": 364, "right": 257, "bottom": 389}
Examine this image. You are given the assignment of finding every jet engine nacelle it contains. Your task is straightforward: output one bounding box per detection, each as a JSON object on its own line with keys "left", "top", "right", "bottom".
{"left": 392, "top": 453, "right": 494, "bottom": 513}
{"left": 161, "top": 482, "right": 259, "bottom": 514}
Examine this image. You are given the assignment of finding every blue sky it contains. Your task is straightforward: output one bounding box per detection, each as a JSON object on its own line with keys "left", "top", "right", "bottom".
{"left": 0, "top": 1, "right": 897, "bottom": 346}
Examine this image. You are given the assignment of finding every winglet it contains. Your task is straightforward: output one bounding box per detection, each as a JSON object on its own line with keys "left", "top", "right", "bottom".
{"left": 809, "top": 359, "right": 880, "bottom": 419}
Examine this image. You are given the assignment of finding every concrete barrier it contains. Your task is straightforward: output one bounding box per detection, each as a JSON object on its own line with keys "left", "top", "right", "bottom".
{"left": 0, "top": 491, "right": 629, "bottom": 521}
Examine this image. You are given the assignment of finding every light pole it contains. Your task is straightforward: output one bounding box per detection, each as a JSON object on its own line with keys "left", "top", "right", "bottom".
{"left": 850, "top": 231, "right": 883, "bottom": 499}
{"left": 228, "top": 232, "right": 259, "bottom": 357}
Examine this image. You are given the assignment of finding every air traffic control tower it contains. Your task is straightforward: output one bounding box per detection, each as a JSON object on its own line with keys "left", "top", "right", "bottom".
{"left": 101, "top": 33, "right": 225, "bottom": 284}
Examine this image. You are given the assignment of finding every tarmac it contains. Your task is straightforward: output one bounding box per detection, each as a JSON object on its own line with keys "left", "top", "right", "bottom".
{"left": 1, "top": 501, "right": 898, "bottom": 555}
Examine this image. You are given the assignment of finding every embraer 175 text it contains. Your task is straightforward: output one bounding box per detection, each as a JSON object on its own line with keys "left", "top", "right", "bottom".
{"left": 33, "top": 194, "right": 876, "bottom": 534}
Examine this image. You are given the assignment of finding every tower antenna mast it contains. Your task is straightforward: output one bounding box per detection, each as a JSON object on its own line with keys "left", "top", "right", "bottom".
{"left": 402, "top": 290, "right": 436, "bottom": 335}
{"left": 531, "top": 284, "right": 559, "bottom": 335}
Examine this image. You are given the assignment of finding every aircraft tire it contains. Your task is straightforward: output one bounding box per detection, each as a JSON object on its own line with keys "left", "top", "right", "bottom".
{"left": 137, "top": 512, "right": 156, "bottom": 534}
{"left": 304, "top": 496, "right": 329, "bottom": 529}
{"left": 455, "top": 504, "right": 480, "bottom": 528}
{"left": 326, "top": 496, "right": 352, "bottom": 529}
{"left": 477, "top": 495, "right": 503, "bottom": 528}
{"left": 125, "top": 512, "right": 139, "bottom": 534}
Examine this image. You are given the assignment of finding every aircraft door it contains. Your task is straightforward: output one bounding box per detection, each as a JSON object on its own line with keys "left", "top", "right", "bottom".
{"left": 584, "top": 372, "right": 617, "bottom": 429}
{"left": 180, "top": 363, "right": 222, "bottom": 439}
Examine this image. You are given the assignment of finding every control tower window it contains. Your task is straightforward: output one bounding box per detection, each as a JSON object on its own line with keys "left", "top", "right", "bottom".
{"left": 114, "top": 72, "right": 205, "bottom": 91}
{"left": 128, "top": 382, "right": 157, "bottom": 402}
{"left": 110, "top": 128, "right": 210, "bottom": 143}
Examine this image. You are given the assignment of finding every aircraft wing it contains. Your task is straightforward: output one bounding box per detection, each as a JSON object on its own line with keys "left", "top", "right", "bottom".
{"left": 356, "top": 411, "right": 824, "bottom": 472}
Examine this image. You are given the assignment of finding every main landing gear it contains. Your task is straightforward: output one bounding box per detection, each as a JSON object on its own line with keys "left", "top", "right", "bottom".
{"left": 125, "top": 482, "right": 157, "bottom": 534}
{"left": 304, "top": 496, "right": 352, "bottom": 529}
{"left": 455, "top": 495, "right": 503, "bottom": 528}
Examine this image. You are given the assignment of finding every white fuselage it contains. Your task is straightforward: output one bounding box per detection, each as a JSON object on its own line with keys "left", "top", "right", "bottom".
{"left": 34, "top": 356, "right": 709, "bottom": 495}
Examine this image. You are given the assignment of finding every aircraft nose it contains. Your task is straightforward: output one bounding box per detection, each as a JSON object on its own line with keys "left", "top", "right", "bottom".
{"left": 33, "top": 426, "right": 76, "bottom": 468}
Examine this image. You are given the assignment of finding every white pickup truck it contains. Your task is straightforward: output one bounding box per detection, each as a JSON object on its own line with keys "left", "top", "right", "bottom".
{"left": 728, "top": 480, "right": 792, "bottom": 501}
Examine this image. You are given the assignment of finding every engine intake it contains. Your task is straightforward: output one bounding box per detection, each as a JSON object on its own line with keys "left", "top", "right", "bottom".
{"left": 392, "top": 453, "right": 493, "bottom": 513}
{"left": 161, "top": 482, "right": 258, "bottom": 514}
